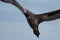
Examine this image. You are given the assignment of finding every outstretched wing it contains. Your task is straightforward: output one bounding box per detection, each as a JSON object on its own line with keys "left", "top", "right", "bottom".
{"left": 1, "top": 0, "right": 24, "bottom": 13}
{"left": 12, "top": 0, "right": 24, "bottom": 13}
{"left": 43, "top": 9, "right": 60, "bottom": 21}
{"left": 37, "top": 9, "right": 60, "bottom": 21}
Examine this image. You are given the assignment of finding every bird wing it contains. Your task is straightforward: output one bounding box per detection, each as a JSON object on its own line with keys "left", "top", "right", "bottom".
{"left": 37, "top": 9, "right": 60, "bottom": 21}
{"left": 1, "top": 0, "right": 24, "bottom": 13}
{"left": 12, "top": 0, "right": 24, "bottom": 13}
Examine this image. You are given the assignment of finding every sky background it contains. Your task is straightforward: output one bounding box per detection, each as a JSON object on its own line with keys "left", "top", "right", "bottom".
{"left": 0, "top": 0, "right": 60, "bottom": 40}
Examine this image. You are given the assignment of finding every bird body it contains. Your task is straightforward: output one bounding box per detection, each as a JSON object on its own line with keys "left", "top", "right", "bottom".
{"left": 1, "top": 0, "right": 60, "bottom": 37}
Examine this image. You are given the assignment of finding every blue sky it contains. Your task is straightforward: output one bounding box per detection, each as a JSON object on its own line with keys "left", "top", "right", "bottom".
{"left": 0, "top": 0, "right": 60, "bottom": 40}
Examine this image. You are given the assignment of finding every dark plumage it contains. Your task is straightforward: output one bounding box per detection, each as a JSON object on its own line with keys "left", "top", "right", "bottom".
{"left": 1, "top": 0, "right": 60, "bottom": 38}
{"left": 23, "top": 9, "right": 60, "bottom": 37}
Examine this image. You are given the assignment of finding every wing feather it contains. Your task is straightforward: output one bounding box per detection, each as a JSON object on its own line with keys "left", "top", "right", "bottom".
{"left": 37, "top": 9, "right": 60, "bottom": 21}
{"left": 44, "top": 9, "right": 60, "bottom": 21}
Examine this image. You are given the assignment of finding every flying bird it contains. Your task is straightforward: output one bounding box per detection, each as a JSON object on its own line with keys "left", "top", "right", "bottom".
{"left": 1, "top": 0, "right": 60, "bottom": 37}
